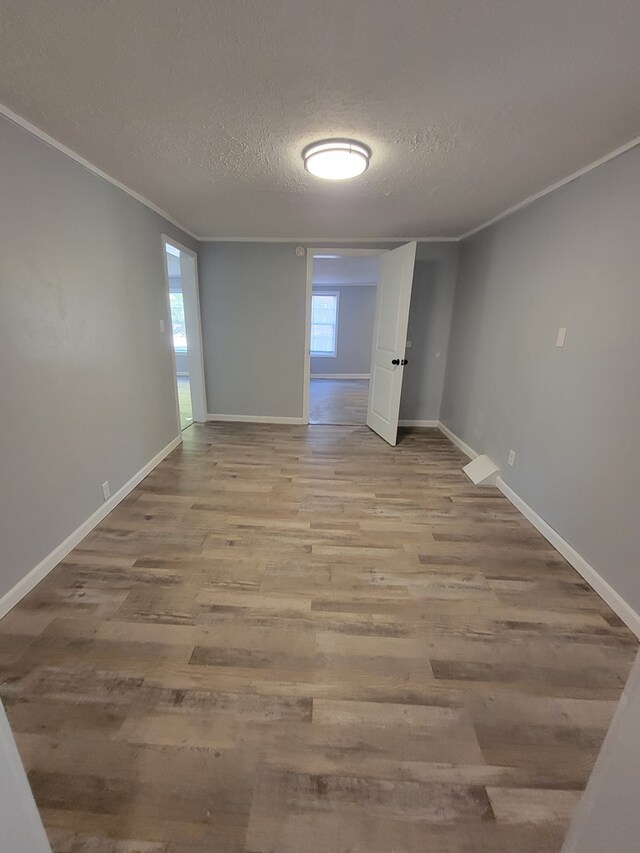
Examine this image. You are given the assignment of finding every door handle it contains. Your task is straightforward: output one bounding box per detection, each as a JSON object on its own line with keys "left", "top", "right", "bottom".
{"left": 401, "top": 358, "right": 408, "bottom": 365}
{"left": 392, "top": 358, "right": 409, "bottom": 366}
{"left": 391, "top": 358, "right": 400, "bottom": 365}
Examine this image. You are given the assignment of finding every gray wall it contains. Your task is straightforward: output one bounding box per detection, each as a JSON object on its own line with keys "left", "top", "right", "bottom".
{"left": 561, "top": 651, "right": 640, "bottom": 852}
{"left": 0, "top": 114, "right": 196, "bottom": 601}
{"left": 198, "top": 241, "right": 459, "bottom": 421}
{"left": 441, "top": 145, "right": 640, "bottom": 614}
{"left": 400, "top": 245, "right": 459, "bottom": 423}
{"left": 198, "top": 242, "right": 308, "bottom": 418}
{"left": 310, "top": 285, "right": 376, "bottom": 376}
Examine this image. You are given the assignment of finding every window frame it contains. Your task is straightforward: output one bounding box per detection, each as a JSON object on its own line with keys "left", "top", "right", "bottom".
{"left": 310, "top": 290, "right": 340, "bottom": 358}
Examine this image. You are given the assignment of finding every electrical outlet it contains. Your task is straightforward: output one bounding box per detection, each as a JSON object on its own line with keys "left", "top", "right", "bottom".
{"left": 101, "top": 481, "right": 111, "bottom": 501}
{"left": 555, "top": 327, "right": 567, "bottom": 348}
{"left": 507, "top": 450, "right": 516, "bottom": 467}
{"left": 160, "top": 319, "right": 165, "bottom": 333}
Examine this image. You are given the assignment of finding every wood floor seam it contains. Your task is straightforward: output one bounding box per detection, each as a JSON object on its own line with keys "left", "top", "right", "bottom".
{"left": 0, "top": 423, "right": 635, "bottom": 852}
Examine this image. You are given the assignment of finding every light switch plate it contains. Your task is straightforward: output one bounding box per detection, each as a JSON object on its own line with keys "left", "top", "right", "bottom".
{"left": 508, "top": 450, "right": 516, "bottom": 466}
{"left": 555, "top": 327, "right": 567, "bottom": 348}
{"left": 160, "top": 319, "right": 165, "bottom": 333}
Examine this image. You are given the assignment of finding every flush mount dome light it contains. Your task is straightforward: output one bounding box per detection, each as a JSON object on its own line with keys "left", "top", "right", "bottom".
{"left": 302, "top": 139, "right": 371, "bottom": 180}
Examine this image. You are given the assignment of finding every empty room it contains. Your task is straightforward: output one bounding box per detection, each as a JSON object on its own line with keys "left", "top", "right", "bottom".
{"left": 0, "top": 3, "right": 639, "bottom": 852}
{"left": 308, "top": 252, "right": 380, "bottom": 425}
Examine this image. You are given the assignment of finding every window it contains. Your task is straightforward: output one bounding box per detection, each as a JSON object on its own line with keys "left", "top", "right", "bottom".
{"left": 169, "top": 291, "right": 188, "bottom": 352}
{"left": 311, "top": 292, "right": 339, "bottom": 357}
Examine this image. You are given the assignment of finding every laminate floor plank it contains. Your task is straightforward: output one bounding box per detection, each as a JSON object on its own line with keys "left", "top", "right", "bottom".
{"left": 0, "top": 423, "right": 636, "bottom": 852}
{"left": 309, "top": 379, "right": 369, "bottom": 424}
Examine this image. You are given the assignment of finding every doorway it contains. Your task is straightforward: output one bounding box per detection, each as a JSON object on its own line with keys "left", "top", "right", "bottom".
{"left": 304, "top": 244, "right": 417, "bottom": 444}
{"left": 304, "top": 250, "right": 381, "bottom": 425}
{"left": 166, "top": 243, "right": 192, "bottom": 429}
{"left": 162, "top": 236, "right": 207, "bottom": 431}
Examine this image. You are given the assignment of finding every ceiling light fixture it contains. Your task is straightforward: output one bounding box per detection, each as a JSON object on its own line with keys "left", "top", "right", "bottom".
{"left": 302, "top": 139, "right": 371, "bottom": 181}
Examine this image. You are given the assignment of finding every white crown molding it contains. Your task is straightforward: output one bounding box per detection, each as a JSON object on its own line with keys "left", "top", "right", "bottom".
{"left": 0, "top": 102, "right": 199, "bottom": 240}
{"left": 196, "top": 236, "right": 459, "bottom": 243}
{"left": 5, "top": 99, "right": 638, "bottom": 247}
{"left": 460, "top": 135, "right": 640, "bottom": 241}
{"left": 182, "top": 131, "right": 640, "bottom": 243}
{"left": 0, "top": 434, "right": 182, "bottom": 620}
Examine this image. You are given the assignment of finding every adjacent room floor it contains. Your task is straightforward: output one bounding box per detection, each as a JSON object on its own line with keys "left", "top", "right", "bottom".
{"left": 309, "top": 378, "right": 369, "bottom": 424}
{"left": 0, "top": 424, "right": 636, "bottom": 852}
{"left": 177, "top": 375, "right": 193, "bottom": 430}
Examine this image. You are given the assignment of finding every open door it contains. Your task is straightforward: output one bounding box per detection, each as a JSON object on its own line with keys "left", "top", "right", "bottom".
{"left": 178, "top": 249, "right": 207, "bottom": 423}
{"left": 162, "top": 236, "right": 208, "bottom": 429}
{"left": 366, "top": 241, "right": 417, "bottom": 445}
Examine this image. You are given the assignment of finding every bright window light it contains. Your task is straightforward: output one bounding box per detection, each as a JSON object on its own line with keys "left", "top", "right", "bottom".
{"left": 311, "top": 292, "right": 339, "bottom": 357}
{"left": 169, "top": 291, "right": 188, "bottom": 352}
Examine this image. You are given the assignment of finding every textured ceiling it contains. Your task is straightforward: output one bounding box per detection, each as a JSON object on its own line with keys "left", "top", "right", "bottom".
{"left": 1, "top": 0, "right": 639, "bottom": 239}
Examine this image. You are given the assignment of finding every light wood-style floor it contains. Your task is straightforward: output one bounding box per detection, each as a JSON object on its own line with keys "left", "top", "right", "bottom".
{"left": 176, "top": 375, "right": 193, "bottom": 431}
{"left": 309, "top": 378, "right": 369, "bottom": 424}
{"left": 0, "top": 424, "right": 636, "bottom": 852}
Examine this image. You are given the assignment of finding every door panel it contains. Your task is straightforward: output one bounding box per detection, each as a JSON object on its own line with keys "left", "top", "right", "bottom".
{"left": 180, "top": 251, "right": 207, "bottom": 424}
{"left": 370, "top": 364, "right": 394, "bottom": 420}
{"left": 366, "top": 242, "right": 417, "bottom": 445}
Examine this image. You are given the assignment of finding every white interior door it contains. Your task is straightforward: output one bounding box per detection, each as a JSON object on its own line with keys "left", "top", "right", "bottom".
{"left": 367, "top": 241, "right": 417, "bottom": 445}
{"left": 162, "top": 236, "right": 208, "bottom": 428}
{"left": 179, "top": 250, "right": 207, "bottom": 423}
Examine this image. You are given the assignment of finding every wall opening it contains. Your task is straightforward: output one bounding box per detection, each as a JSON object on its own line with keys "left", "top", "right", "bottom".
{"left": 306, "top": 252, "right": 380, "bottom": 425}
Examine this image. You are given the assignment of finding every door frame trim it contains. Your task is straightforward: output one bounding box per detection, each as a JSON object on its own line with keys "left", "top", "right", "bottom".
{"left": 303, "top": 248, "right": 387, "bottom": 424}
{"left": 162, "top": 235, "right": 208, "bottom": 430}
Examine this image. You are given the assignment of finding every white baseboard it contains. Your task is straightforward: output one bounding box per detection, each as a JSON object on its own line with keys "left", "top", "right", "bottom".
{"left": 496, "top": 477, "right": 640, "bottom": 639}
{"left": 311, "top": 373, "right": 370, "bottom": 380}
{"left": 437, "top": 421, "right": 479, "bottom": 459}
{"left": 0, "top": 434, "right": 182, "bottom": 621}
{"left": 207, "top": 413, "right": 306, "bottom": 425}
{"left": 436, "top": 422, "right": 640, "bottom": 638}
{"left": 398, "top": 419, "right": 439, "bottom": 427}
